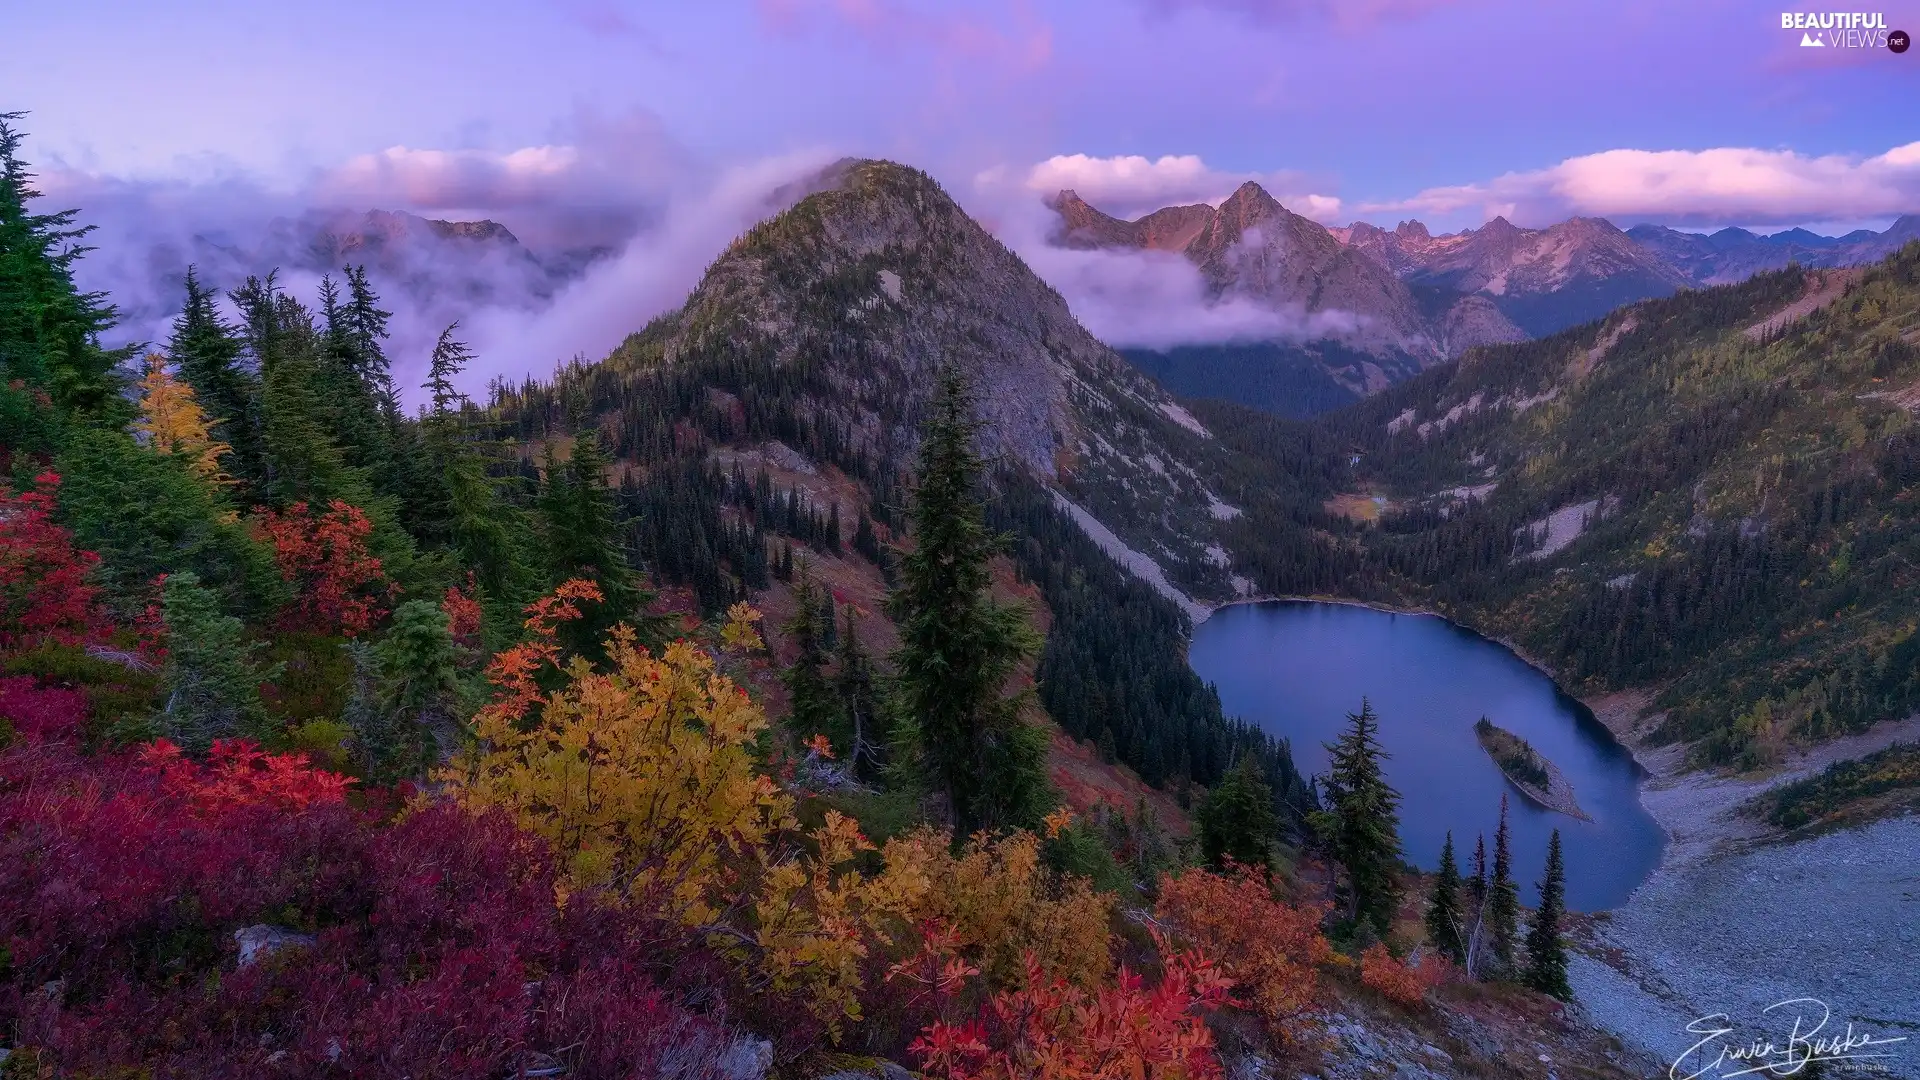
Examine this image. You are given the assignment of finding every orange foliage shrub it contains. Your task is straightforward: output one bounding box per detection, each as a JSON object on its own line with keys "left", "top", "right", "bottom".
{"left": 442, "top": 579, "right": 483, "bottom": 651}
{"left": 255, "top": 500, "right": 391, "bottom": 636}
{"left": 1155, "top": 864, "right": 1333, "bottom": 1042}
{"left": 912, "top": 945, "right": 1231, "bottom": 1080}
{"left": 136, "top": 738, "right": 355, "bottom": 815}
{"left": 885, "top": 827, "right": 1114, "bottom": 991}
{"left": 446, "top": 582, "right": 931, "bottom": 1040}
{"left": 1358, "top": 944, "right": 1446, "bottom": 1008}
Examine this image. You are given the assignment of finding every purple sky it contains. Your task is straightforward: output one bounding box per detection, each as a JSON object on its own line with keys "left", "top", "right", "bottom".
{"left": 8, "top": 0, "right": 1920, "bottom": 387}
{"left": 10, "top": 0, "right": 1920, "bottom": 230}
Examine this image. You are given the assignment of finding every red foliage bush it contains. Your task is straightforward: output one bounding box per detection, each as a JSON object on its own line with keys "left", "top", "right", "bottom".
{"left": 0, "top": 676, "right": 89, "bottom": 741}
{"left": 1358, "top": 944, "right": 1447, "bottom": 1008}
{"left": 0, "top": 472, "right": 101, "bottom": 649}
{"left": 255, "top": 499, "right": 393, "bottom": 636}
{"left": 0, "top": 735, "right": 721, "bottom": 1079}
{"left": 912, "top": 945, "right": 1232, "bottom": 1080}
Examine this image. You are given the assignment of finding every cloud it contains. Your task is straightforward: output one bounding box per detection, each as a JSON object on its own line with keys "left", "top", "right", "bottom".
{"left": 968, "top": 174, "right": 1360, "bottom": 350}
{"left": 39, "top": 120, "right": 828, "bottom": 410}
{"left": 1014, "top": 153, "right": 1342, "bottom": 222}
{"left": 1371, "top": 141, "right": 1920, "bottom": 228}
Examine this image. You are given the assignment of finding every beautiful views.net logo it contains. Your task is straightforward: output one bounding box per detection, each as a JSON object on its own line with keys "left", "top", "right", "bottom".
{"left": 1780, "top": 11, "right": 1895, "bottom": 47}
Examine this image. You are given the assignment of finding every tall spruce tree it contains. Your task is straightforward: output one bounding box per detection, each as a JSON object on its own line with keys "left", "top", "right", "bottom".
{"left": 417, "top": 324, "right": 531, "bottom": 601}
{"left": 156, "top": 571, "right": 281, "bottom": 751}
{"left": 1425, "top": 831, "right": 1467, "bottom": 964}
{"left": 540, "top": 430, "right": 667, "bottom": 656}
{"left": 1316, "top": 698, "right": 1404, "bottom": 937}
{"left": 0, "top": 112, "right": 125, "bottom": 426}
{"left": 833, "top": 602, "right": 879, "bottom": 774}
{"left": 781, "top": 570, "right": 840, "bottom": 740}
{"left": 1485, "top": 793, "right": 1521, "bottom": 977}
{"left": 1524, "top": 829, "right": 1572, "bottom": 1001}
{"left": 888, "top": 366, "right": 1051, "bottom": 834}
{"left": 1197, "top": 754, "right": 1278, "bottom": 870}
{"left": 168, "top": 266, "right": 263, "bottom": 490}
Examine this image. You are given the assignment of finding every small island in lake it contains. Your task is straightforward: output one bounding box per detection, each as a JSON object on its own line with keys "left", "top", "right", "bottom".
{"left": 1474, "top": 718, "right": 1593, "bottom": 822}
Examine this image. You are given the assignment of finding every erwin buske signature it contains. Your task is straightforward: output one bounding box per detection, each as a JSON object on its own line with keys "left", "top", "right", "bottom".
{"left": 1671, "top": 998, "right": 1909, "bottom": 1079}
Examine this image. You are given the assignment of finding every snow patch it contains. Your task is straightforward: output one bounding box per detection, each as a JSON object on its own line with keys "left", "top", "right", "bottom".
{"left": 1051, "top": 491, "right": 1207, "bottom": 624}
{"left": 1206, "top": 492, "right": 1242, "bottom": 520}
{"left": 1514, "top": 496, "right": 1617, "bottom": 560}
{"left": 1157, "top": 401, "right": 1210, "bottom": 437}
{"left": 877, "top": 269, "right": 902, "bottom": 301}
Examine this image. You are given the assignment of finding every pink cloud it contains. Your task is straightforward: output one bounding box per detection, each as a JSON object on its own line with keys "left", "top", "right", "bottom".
{"left": 1010, "top": 153, "right": 1343, "bottom": 222}
{"left": 1369, "top": 142, "right": 1920, "bottom": 227}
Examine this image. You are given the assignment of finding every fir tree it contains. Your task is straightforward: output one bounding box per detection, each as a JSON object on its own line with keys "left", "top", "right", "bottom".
{"left": 340, "top": 264, "right": 397, "bottom": 413}
{"left": 0, "top": 112, "right": 125, "bottom": 423}
{"left": 167, "top": 266, "right": 263, "bottom": 489}
{"left": 781, "top": 570, "right": 839, "bottom": 741}
{"left": 1524, "top": 829, "right": 1572, "bottom": 1001}
{"left": 540, "top": 431, "right": 666, "bottom": 655}
{"left": 888, "top": 366, "right": 1051, "bottom": 834}
{"left": 1196, "top": 754, "right": 1278, "bottom": 869}
{"left": 156, "top": 571, "right": 281, "bottom": 751}
{"left": 354, "top": 598, "right": 463, "bottom": 780}
{"left": 1316, "top": 698, "right": 1404, "bottom": 937}
{"left": 1484, "top": 793, "right": 1521, "bottom": 977}
{"left": 1425, "top": 831, "right": 1467, "bottom": 964}
{"left": 832, "top": 602, "right": 879, "bottom": 774}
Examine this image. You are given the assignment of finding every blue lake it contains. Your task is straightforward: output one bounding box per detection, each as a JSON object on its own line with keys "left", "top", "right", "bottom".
{"left": 1189, "top": 601, "right": 1666, "bottom": 911}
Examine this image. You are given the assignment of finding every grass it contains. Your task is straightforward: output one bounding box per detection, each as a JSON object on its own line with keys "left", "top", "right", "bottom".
{"left": 1761, "top": 741, "right": 1920, "bottom": 829}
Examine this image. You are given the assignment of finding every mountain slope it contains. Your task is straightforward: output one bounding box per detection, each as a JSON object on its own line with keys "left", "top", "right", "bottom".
{"left": 1630, "top": 215, "right": 1920, "bottom": 285}
{"left": 1344, "top": 215, "right": 1692, "bottom": 337}
{"left": 1315, "top": 247, "right": 1920, "bottom": 767}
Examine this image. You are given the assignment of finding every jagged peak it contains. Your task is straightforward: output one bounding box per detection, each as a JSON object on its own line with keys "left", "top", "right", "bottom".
{"left": 1395, "top": 219, "right": 1431, "bottom": 241}
{"left": 1480, "top": 215, "right": 1521, "bottom": 236}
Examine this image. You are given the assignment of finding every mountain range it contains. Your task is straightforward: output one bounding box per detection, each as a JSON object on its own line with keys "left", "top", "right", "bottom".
{"left": 1054, "top": 185, "right": 1920, "bottom": 414}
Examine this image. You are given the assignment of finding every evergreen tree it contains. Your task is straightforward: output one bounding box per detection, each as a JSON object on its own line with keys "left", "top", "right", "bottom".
{"left": 341, "top": 264, "right": 397, "bottom": 413}
{"left": 1425, "top": 831, "right": 1467, "bottom": 964}
{"left": 1524, "top": 829, "right": 1572, "bottom": 1001}
{"left": 888, "top": 366, "right": 1051, "bottom": 834}
{"left": 1484, "top": 793, "right": 1521, "bottom": 977}
{"left": 832, "top": 602, "right": 880, "bottom": 774}
{"left": 1196, "top": 754, "right": 1278, "bottom": 869}
{"left": 781, "top": 570, "right": 840, "bottom": 740}
{"left": 540, "top": 430, "right": 666, "bottom": 655}
{"left": 355, "top": 598, "right": 463, "bottom": 780}
{"left": 1316, "top": 698, "right": 1404, "bottom": 937}
{"left": 0, "top": 112, "right": 125, "bottom": 425}
{"left": 167, "top": 266, "right": 263, "bottom": 490}
{"left": 156, "top": 571, "right": 281, "bottom": 751}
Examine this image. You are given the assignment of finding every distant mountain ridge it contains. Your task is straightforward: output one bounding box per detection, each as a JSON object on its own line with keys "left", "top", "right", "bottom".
{"left": 1051, "top": 186, "right": 1920, "bottom": 414}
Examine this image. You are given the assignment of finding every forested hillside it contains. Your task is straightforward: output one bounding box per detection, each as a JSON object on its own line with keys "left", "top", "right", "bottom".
{"left": 1308, "top": 257, "right": 1920, "bottom": 768}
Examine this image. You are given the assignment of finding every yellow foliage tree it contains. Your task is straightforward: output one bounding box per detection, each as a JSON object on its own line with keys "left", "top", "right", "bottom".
{"left": 132, "top": 352, "right": 231, "bottom": 481}
{"left": 444, "top": 585, "right": 931, "bottom": 1038}
{"left": 884, "top": 827, "right": 1114, "bottom": 991}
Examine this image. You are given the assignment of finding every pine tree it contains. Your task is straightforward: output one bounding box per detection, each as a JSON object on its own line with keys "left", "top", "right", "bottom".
{"left": 1485, "top": 793, "right": 1521, "bottom": 977}
{"left": 157, "top": 571, "right": 281, "bottom": 751}
{"left": 341, "top": 264, "right": 397, "bottom": 413}
{"left": 167, "top": 266, "right": 262, "bottom": 489}
{"left": 1425, "top": 831, "right": 1467, "bottom": 964}
{"left": 1524, "top": 829, "right": 1572, "bottom": 1001}
{"left": 1316, "top": 698, "right": 1404, "bottom": 937}
{"left": 1196, "top": 754, "right": 1278, "bottom": 870}
{"left": 540, "top": 431, "right": 665, "bottom": 655}
{"left": 781, "top": 570, "right": 840, "bottom": 740}
{"left": 888, "top": 366, "right": 1051, "bottom": 834}
{"left": 0, "top": 112, "right": 125, "bottom": 423}
{"left": 354, "top": 598, "right": 463, "bottom": 780}
{"left": 832, "top": 602, "right": 879, "bottom": 774}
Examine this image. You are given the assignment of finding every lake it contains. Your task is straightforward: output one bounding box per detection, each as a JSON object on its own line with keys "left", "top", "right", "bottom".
{"left": 1190, "top": 600, "right": 1666, "bottom": 911}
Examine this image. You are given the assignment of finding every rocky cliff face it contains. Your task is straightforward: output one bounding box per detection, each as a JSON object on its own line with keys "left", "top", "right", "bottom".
{"left": 624, "top": 160, "right": 1241, "bottom": 599}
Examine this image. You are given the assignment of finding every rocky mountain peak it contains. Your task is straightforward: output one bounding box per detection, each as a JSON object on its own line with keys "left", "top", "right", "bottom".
{"left": 1394, "top": 219, "right": 1432, "bottom": 242}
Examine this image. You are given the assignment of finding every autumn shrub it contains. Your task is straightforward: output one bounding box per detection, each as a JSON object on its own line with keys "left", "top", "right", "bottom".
{"left": 1156, "top": 863, "right": 1333, "bottom": 1043}
{"left": 0, "top": 676, "right": 89, "bottom": 741}
{"left": 0, "top": 471, "right": 100, "bottom": 649}
{"left": 1357, "top": 943, "right": 1447, "bottom": 1008}
{"left": 446, "top": 584, "right": 931, "bottom": 1046}
{"left": 0, "top": 718, "right": 724, "bottom": 1079}
{"left": 911, "top": 945, "right": 1231, "bottom": 1080}
{"left": 1, "top": 642, "right": 161, "bottom": 737}
{"left": 256, "top": 499, "right": 393, "bottom": 636}
{"left": 886, "top": 826, "right": 1114, "bottom": 992}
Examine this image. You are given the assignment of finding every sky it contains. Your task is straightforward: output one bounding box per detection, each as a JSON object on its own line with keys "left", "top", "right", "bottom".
{"left": 6, "top": 0, "right": 1920, "bottom": 389}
